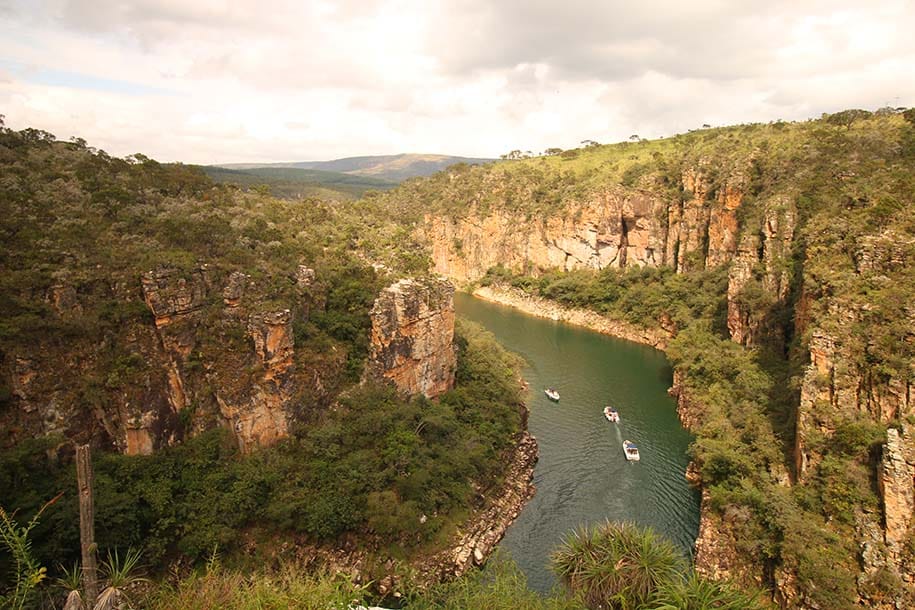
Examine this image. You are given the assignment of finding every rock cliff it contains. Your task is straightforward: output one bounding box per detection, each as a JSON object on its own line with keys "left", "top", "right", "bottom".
{"left": 879, "top": 427, "right": 915, "bottom": 562}
{"left": 421, "top": 169, "right": 745, "bottom": 285}
{"left": 2, "top": 264, "right": 345, "bottom": 456}
{"left": 366, "top": 277, "right": 457, "bottom": 399}
{"left": 420, "top": 149, "right": 915, "bottom": 605}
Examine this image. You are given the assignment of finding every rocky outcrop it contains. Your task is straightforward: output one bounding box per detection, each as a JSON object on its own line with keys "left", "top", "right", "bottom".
{"left": 795, "top": 314, "right": 914, "bottom": 480}
{"left": 669, "top": 369, "right": 703, "bottom": 429}
{"left": 726, "top": 200, "right": 796, "bottom": 347}
{"left": 419, "top": 159, "right": 766, "bottom": 293}
{"left": 296, "top": 265, "right": 316, "bottom": 288}
{"left": 880, "top": 427, "right": 915, "bottom": 561}
{"left": 129, "top": 268, "right": 212, "bottom": 454}
{"left": 222, "top": 271, "right": 248, "bottom": 308}
{"left": 472, "top": 284, "right": 672, "bottom": 350}
{"left": 668, "top": 168, "right": 747, "bottom": 273}
{"left": 693, "top": 489, "right": 764, "bottom": 588}
{"left": 367, "top": 278, "right": 457, "bottom": 399}
{"left": 422, "top": 190, "right": 666, "bottom": 284}
{"left": 214, "top": 309, "right": 295, "bottom": 453}
{"left": 141, "top": 267, "right": 208, "bottom": 327}
{"left": 422, "top": 169, "right": 747, "bottom": 285}
{"left": 49, "top": 281, "right": 82, "bottom": 316}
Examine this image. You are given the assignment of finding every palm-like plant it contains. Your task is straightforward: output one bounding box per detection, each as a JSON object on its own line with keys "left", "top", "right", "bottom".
{"left": 94, "top": 548, "right": 148, "bottom": 610}
{"left": 551, "top": 521, "right": 686, "bottom": 610}
{"left": 649, "top": 572, "right": 769, "bottom": 610}
{"left": 57, "top": 561, "right": 84, "bottom": 610}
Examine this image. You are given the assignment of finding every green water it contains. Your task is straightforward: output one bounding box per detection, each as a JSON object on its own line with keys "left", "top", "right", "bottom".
{"left": 454, "top": 292, "right": 701, "bottom": 593}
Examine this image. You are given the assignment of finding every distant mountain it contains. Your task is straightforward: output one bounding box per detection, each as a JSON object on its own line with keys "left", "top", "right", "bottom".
{"left": 218, "top": 153, "right": 494, "bottom": 183}
{"left": 198, "top": 165, "right": 397, "bottom": 200}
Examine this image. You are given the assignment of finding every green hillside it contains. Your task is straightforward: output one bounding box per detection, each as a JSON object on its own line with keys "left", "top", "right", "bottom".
{"left": 219, "top": 153, "right": 494, "bottom": 183}
{"left": 199, "top": 165, "right": 396, "bottom": 199}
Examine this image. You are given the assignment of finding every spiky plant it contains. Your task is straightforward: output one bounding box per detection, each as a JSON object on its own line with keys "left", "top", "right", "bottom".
{"left": 551, "top": 521, "right": 686, "bottom": 610}
{"left": 649, "top": 572, "right": 770, "bottom": 609}
{"left": 94, "top": 548, "right": 148, "bottom": 610}
{"left": 57, "top": 561, "right": 84, "bottom": 610}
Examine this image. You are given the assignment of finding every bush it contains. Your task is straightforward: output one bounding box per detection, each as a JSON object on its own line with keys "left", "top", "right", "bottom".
{"left": 551, "top": 521, "right": 686, "bottom": 610}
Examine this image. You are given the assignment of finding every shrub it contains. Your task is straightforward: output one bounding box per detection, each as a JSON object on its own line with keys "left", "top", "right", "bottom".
{"left": 551, "top": 521, "right": 686, "bottom": 610}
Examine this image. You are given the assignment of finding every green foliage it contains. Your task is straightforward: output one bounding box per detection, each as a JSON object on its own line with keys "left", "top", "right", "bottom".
{"left": 0, "top": 494, "right": 60, "bottom": 610}
{"left": 95, "top": 547, "right": 148, "bottom": 609}
{"left": 199, "top": 165, "right": 396, "bottom": 200}
{"left": 0, "top": 321, "right": 523, "bottom": 575}
{"left": 551, "top": 521, "right": 686, "bottom": 610}
{"left": 649, "top": 573, "right": 769, "bottom": 610}
{"left": 412, "top": 554, "right": 582, "bottom": 610}
{"left": 141, "top": 560, "right": 370, "bottom": 610}
{"left": 483, "top": 264, "right": 728, "bottom": 333}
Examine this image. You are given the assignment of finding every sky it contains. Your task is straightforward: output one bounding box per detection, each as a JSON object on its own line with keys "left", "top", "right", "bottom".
{"left": 1, "top": 0, "right": 914, "bottom": 164}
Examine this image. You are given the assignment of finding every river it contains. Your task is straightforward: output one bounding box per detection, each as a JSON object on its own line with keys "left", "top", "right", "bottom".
{"left": 454, "top": 292, "right": 701, "bottom": 593}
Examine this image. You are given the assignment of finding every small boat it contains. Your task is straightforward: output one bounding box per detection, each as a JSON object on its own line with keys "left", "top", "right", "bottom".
{"left": 544, "top": 388, "right": 560, "bottom": 402}
{"left": 623, "top": 440, "right": 640, "bottom": 461}
{"left": 603, "top": 406, "right": 620, "bottom": 423}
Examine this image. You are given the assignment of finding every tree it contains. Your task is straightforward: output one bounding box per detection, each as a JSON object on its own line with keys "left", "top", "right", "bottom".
{"left": 826, "top": 109, "right": 872, "bottom": 130}
{"left": 544, "top": 147, "right": 563, "bottom": 156}
{"left": 629, "top": 134, "right": 640, "bottom": 142}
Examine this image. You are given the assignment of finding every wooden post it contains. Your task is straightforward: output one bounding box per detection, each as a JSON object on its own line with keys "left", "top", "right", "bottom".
{"left": 76, "top": 444, "right": 98, "bottom": 604}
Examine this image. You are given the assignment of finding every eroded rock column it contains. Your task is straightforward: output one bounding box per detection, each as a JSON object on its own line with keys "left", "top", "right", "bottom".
{"left": 367, "top": 277, "right": 457, "bottom": 399}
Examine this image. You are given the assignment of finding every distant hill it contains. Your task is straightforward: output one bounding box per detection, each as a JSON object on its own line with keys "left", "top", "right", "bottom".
{"left": 218, "top": 153, "right": 494, "bottom": 183}
{"left": 198, "top": 165, "right": 397, "bottom": 200}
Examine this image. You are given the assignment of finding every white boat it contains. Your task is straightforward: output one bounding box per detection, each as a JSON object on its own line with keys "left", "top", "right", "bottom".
{"left": 623, "top": 440, "right": 640, "bottom": 461}
{"left": 544, "top": 388, "right": 560, "bottom": 402}
{"left": 603, "top": 406, "right": 620, "bottom": 423}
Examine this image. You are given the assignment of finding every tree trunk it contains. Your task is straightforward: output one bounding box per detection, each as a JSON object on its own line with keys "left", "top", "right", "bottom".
{"left": 76, "top": 444, "right": 98, "bottom": 604}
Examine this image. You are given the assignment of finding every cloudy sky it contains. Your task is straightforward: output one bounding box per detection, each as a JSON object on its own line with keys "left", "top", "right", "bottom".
{"left": 1, "top": 0, "right": 914, "bottom": 164}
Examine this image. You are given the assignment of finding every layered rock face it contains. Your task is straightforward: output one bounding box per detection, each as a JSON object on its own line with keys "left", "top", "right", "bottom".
{"left": 126, "top": 267, "right": 212, "bottom": 454}
{"left": 366, "top": 277, "right": 457, "bottom": 399}
{"left": 422, "top": 170, "right": 745, "bottom": 285}
{"left": 214, "top": 310, "right": 295, "bottom": 453}
{"left": 795, "top": 314, "right": 914, "bottom": 481}
{"left": 880, "top": 427, "right": 915, "bottom": 561}
{"left": 3, "top": 265, "right": 330, "bottom": 456}
{"left": 726, "top": 200, "right": 796, "bottom": 347}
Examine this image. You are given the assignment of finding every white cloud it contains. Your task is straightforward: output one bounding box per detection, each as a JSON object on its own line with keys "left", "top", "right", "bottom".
{"left": 1, "top": 0, "right": 913, "bottom": 163}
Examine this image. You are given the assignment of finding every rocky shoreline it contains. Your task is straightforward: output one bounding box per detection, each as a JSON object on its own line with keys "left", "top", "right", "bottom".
{"left": 427, "top": 429, "right": 538, "bottom": 580}
{"left": 273, "top": 410, "right": 538, "bottom": 599}
{"left": 472, "top": 284, "right": 671, "bottom": 350}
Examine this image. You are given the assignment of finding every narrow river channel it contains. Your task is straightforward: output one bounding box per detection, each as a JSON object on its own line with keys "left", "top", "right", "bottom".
{"left": 454, "top": 292, "right": 701, "bottom": 593}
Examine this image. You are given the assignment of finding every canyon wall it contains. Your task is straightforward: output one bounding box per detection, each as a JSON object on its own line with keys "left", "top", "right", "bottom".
{"left": 421, "top": 171, "right": 746, "bottom": 285}
{"left": 366, "top": 277, "right": 457, "bottom": 399}
{"left": 3, "top": 264, "right": 342, "bottom": 455}
{"left": 424, "top": 160, "right": 915, "bottom": 606}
